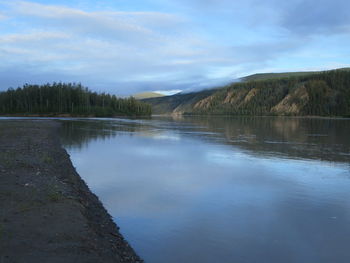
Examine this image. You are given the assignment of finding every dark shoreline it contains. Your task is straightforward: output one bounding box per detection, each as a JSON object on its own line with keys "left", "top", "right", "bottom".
{"left": 0, "top": 114, "right": 151, "bottom": 118}
{"left": 0, "top": 120, "right": 142, "bottom": 263}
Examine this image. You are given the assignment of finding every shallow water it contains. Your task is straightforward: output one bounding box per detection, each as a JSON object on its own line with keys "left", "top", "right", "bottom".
{"left": 59, "top": 116, "right": 350, "bottom": 263}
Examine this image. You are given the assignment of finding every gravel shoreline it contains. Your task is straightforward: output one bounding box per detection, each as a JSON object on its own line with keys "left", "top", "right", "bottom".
{"left": 0, "top": 120, "right": 142, "bottom": 263}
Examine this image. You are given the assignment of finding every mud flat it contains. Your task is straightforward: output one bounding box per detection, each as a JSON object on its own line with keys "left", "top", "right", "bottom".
{"left": 0, "top": 120, "right": 142, "bottom": 263}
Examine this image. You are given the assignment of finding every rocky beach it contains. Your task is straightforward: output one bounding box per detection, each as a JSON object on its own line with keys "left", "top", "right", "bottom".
{"left": 0, "top": 120, "right": 141, "bottom": 263}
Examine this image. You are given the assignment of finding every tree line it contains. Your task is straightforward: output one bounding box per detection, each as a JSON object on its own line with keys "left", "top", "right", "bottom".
{"left": 0, "top": 83, "right": 152, "bottom": 117}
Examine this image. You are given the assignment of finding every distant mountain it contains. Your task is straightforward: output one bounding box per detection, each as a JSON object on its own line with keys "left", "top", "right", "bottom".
{"left": 144, "top": 68, "right": 350, "bottom": 117}
{"left": 143, "top": 89, "right": 217, "bottom": 115}
{"left": 133, "top": 92, "right": 165, "bottom": 99}
{"left": 241, "top": 68, "right": 350, "bottom": 82}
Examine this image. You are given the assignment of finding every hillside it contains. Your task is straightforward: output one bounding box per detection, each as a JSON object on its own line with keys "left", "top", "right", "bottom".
{"left": 144, "top": 89, "right": 217, "bottom": 114}
{"left": 144, "top": 69, "right": 350, "bottom": 117}
{"left": 133, "top": 92, "right": 164, "bottom": 99}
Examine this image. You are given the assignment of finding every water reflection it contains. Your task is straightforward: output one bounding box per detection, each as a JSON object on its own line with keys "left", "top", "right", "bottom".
{"left": 61, "top": 117, "right": 350, "bottom": 163}
{"left": 60, "top": 117, "right": 350, "bottom": 263}
{"left": 184, "top": 117, "right": 350, "bottom": 163}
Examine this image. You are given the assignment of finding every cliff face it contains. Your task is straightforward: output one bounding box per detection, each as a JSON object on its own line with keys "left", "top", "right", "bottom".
{"left": 271, "top": 85, "right": 309, "bottom": 115}
{"left": 144, "top": 70, "right": 350, "bottom": 117}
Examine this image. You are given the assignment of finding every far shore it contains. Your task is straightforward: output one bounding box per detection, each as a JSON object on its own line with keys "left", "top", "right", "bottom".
{"left": 1, "top": 113, "right": 349, "bottom": 120}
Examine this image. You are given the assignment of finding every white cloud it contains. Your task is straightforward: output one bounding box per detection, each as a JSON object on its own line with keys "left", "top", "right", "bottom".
{"left": 0, "top": 32, "right": 69, "bottom": 43}
{"left": 154, "top": 89, "right": 182, "bottom": 96}
{"left": 9, "top": 1, "right": 184, "bottom": 37}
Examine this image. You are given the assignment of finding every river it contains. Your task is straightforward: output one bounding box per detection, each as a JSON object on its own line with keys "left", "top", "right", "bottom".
{"left": 59, "top": 116, "right": 350, "bottom": 263}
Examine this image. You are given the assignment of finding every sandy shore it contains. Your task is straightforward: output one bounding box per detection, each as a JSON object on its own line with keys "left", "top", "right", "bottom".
{"left": 0, "top": 120, "right": 142, "bottom": 263}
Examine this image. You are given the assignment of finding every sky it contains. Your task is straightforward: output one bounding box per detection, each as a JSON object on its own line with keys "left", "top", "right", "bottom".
{"left": 0, "top": 0, "right": 349, "bottom": 95}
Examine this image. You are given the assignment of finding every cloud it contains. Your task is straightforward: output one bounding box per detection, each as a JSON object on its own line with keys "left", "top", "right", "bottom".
{"left": 9, "top": 1, "right": 187, "bottom": 41}
{"left": 0, "top": 0, "right": 349, "bottom": 95}
{"left": 0, "top": 31, "right": 69, "bottom": 43}
{"left": 171, "top": 0, "right": 350, "bottom": 36}
{"left": 0, "top": 2, "right": 201, "bottom": 90}
{"left": 281, "top": 0, "right": 350, "bottom": 35}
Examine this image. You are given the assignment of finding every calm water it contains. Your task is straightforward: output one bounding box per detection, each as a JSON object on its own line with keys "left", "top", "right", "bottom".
{"left": 59, "top": 116, "right": 350, "bottom": 263}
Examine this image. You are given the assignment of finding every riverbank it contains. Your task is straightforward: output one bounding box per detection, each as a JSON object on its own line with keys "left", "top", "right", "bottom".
{"left": 0, "top": 120, "right": 142, "bottom": 263}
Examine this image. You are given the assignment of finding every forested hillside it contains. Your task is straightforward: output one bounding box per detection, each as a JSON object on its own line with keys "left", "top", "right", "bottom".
{"left": 0, "top": 83, "right": 152, "bottom": 117}
{"left": 144, "top": 69, "right": 350, "bottom": 117}
{"left": 144, "top": 89, "right": 217, "bottom": 114}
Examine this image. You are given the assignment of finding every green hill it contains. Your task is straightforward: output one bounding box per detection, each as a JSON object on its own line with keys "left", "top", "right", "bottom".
{"left": 242, "top": 71, "right": 320, "bottom": 82}
{"left": 144, "top": 68, "right": 350, "bottom": 117}
{"left": 133, "top": 92, "right": 165, "bottom": 100}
